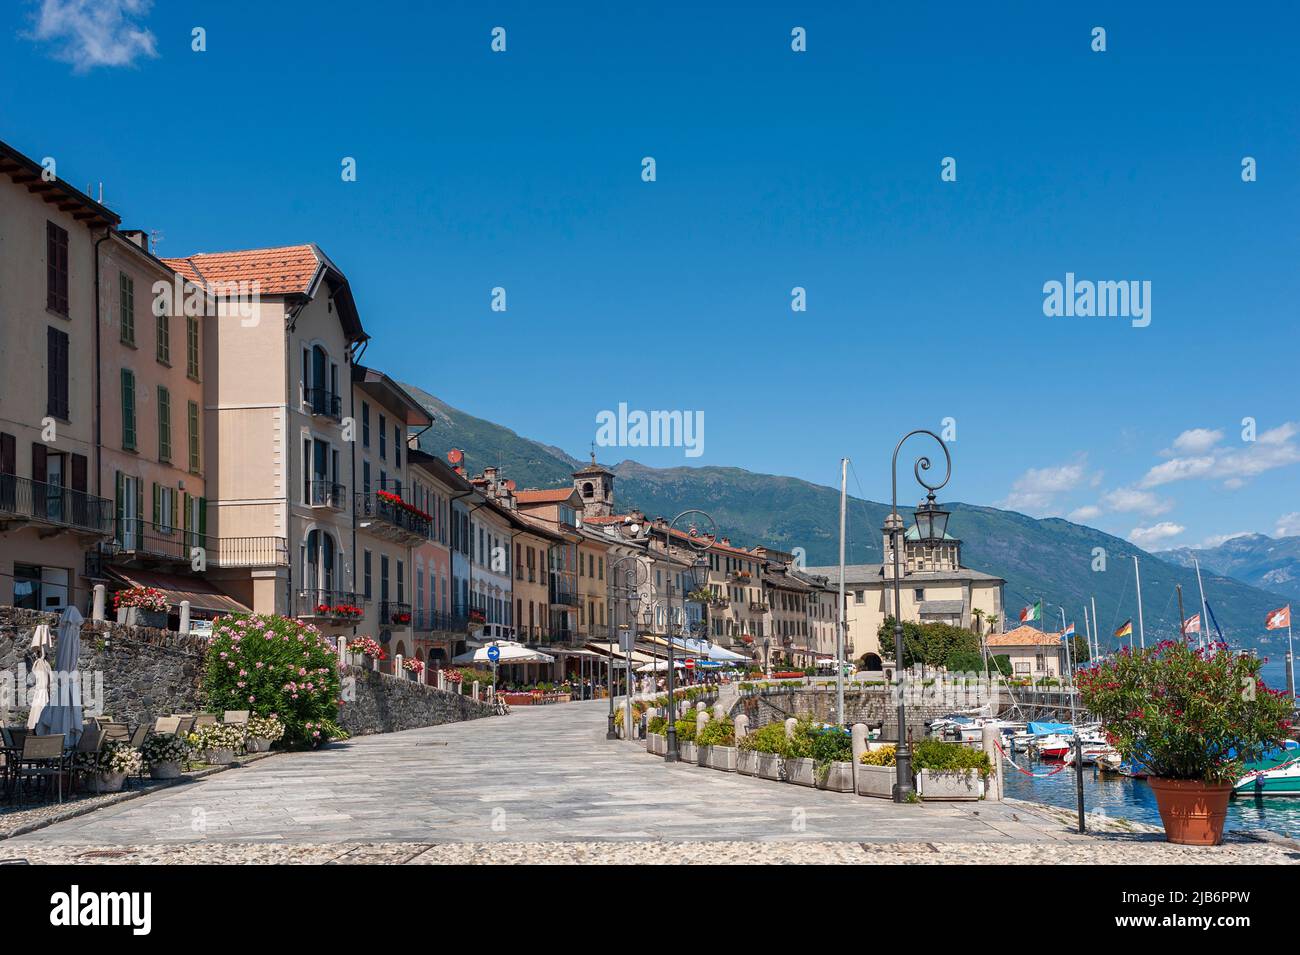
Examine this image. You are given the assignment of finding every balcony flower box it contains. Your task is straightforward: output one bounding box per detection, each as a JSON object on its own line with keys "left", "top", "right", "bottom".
{"left": 856, "top": 763, "right": 898, "bottom": 799}
{"left": 815, "top": 761, "right": 855, "bottom": 792}
{"left": 709, "top": 745, "right": 738, "bottom": 772}
{"left": 757, "top": 753, "right": 783, "bottom": 781}
{"left": 917, "top": 768, "right": 983, "bottom": 801}
{"left": 737, "top": 749, "right": 759, "bottom": 776}
{"left": 783, "top": 756, "right": 816, "bottom": 787}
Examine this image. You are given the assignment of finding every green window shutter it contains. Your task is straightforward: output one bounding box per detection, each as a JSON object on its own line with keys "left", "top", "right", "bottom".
{"left": 114, "top": 470, "right": 124, "bottom": 543}
{"left": 171, "top": 485, "right": 179, "bottom": 531}
{"left": 156, "top": 313, "right": 169, "bottom": 363}
{"left": 198, "top": 496, "right": 207, "bottom": 537}
{"left": 157, "top": 386, "right": 171, "bottom": 462}
{"left": 135, "top": 480, "right": 144, "bottom": 542}
{"left": 152, "top": 482, "right": 160, "bottom": 528}
{"left": 183, "top": 491, "right": 191, "bottom": 538}
{"left": 188, "top": 400, "right": 200, "bottom": 472}
{"left": 121, "top": 369, "right": 136, "bottom": 450}
{"left": 187, "top": 317, "right": 199, "bottom": 379}
{"left": 119, "top": 273, "right": 134, "bottom": 344}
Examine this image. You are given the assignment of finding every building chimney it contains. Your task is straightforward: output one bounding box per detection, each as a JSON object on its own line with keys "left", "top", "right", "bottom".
{"left": 119, "top": 229, "right": 148, "bottom": 251}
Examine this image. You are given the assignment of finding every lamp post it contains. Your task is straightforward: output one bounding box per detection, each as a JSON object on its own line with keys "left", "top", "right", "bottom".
{"left": 663, "top": 509, "right": 715, "bottom": 762}
{"left": 888, "top": 429, "right": 952, "bottom": 803}
{"left": 763, "top": 636, "right": 771, "bottom": 678}
{"left": 607, "top": 555, "right": 645, "bottom": 739}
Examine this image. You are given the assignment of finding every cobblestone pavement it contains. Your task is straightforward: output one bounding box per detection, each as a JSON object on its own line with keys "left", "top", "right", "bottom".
{"left": 8, "top": 701, "right": 1296, "bottom": 863}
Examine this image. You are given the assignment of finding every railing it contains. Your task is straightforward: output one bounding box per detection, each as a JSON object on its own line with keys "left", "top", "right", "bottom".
{"left": 297, "top": 589, "right": 363, "bottom": 621}
{"left": 709, "top": 595, "right": 730, "bottom": 609}
{"left": 549, "top": 588, "right": 578, "bottom": 607}
{"left": 308, "top": 480, "right": 347, "bottom": 509}
{"left": 380, "top": 601, "right": 412, "bottom": 626}
{"left": 0, "top": 473, "right": 112, "bottom": 535}
{"left": 92, "top": 531, "right": 288, "bottom": 568}
{"left": 355, "top": 490, "right": 431, "bottom": 539}
{"left": 749, "top": 601, "right": 769, "bottom": 613}
{"left": 304, "top": 386, "right": 342, "bottom": 420}
{"left": 414, "top": 609, "right": 462, "bottom": 632}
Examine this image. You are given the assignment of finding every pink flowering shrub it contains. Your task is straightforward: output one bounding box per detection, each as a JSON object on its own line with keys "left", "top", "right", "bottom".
{"left": 201, "top": 613, "right": 343, "bottom": 747}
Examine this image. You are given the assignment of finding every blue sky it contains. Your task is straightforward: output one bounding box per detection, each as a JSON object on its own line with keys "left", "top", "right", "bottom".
{"left": 4, "top": 1, "right": 1298, "bottom": 551}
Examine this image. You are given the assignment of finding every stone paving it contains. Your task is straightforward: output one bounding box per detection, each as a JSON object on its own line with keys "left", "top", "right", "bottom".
{"left": 6, "top": 700, "right": 1297, "bottom": 863}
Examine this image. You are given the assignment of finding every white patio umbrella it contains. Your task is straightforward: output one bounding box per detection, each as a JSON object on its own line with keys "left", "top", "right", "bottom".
{"left": 35, "top": 605, "right": 84, "bottom": 745}
{"left": 452, "top": 640, "right": 555, "bottom": 665}
{"left": 636, "top": 659, "right": 685, "bottom": 673}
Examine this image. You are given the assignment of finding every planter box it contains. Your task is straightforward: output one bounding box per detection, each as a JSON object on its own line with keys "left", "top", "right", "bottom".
{"left": 783, "top": 756, "right": 816, "bottom": 787}
{"left": 696, "top": 745, "right": 714, "bottom": 768}
{"left": 85, "top": 772, "right": 126, "bottom": 793}
{"left": 647, "top": 733, "right": 666, "bottom": 756}
{"left": 679, "top": 741, "right": 699, "bottom": 764}
{"left": 246, "top": 737, "right": 273, "bottom": 753}
{"left": 204, "top": 748, "right": 236, "bottom": 766}
{"left": 710, "top": 745, "right": 738, "bottom": 772}
{"left": 815, "top": 760, "right": 855, "bottom": 792}
{"left": 917, "top": 768, "right": 983, "bottom": 801}
{"left": 856, "top": 763, "right": 898, "bottom": 799}
{"left": 117, "top": 607, "right": 167, "bottom": 628}
{"left": 149, "top": 761, "right": 182, "bottom": 780}
{"left": 757, "top": 753, "right": 783, "bottom": 781}
{"left": 737, "top": 749, "right": 759, "bottom": 776}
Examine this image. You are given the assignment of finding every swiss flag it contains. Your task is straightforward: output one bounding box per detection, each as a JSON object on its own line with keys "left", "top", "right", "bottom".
{"left": 1265, "top": 606, "right": 1291, "bottom": 631}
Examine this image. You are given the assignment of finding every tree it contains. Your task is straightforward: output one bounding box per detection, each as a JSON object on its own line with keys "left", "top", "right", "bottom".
{"left": 877, "top": 617, "right": 980, "bottom": 670}
{"left": 971, "top": 608, "right": 985, "bottom": 636}
{"left": 1070, "top": 635, "right": 1091, "bottom": 665}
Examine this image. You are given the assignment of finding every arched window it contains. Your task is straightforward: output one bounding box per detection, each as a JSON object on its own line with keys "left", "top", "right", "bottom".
{"left": 582, "top": 482, "right": 594, "bottom": 498}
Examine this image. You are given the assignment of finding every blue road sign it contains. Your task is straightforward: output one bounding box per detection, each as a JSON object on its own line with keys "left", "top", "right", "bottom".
{"left": 486, "top": 645, "right": 501, "bottom": 664}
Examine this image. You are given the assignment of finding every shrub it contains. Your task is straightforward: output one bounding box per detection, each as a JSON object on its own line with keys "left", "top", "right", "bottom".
{"left": 647, "top": 715, "right": 668, "bottom": 735}
{"left": 190, "top": 722, "right": 247, "bottom": 755}
{"left": 140, "top": 734, "right": 190, "bottom": 767}
{"left": 247, "top": 714, "right": 286, "bottom": 742}
{"left": 808, "top": 725, "right": 853, "bottom": 764}
{"left": 912, "top": 738, "right": 991, "bottom": 776}
{"left": 1078, "top": 639, "right": 1294, "bottom": 783}
{"left": 737, "top": 721, "right": 791, "bottom": 756}
{"left": 697, "top": 717, "right": 735, "bottom": 747}
{"left": 74, "top": 740, "right": 143, "bottom": 775}
{"left": 674, "top": 717, "right": 698, "bottom": 742}
{"left": 202, "top": 613, "right": 342, "bottom": 747}
{"left": 860, "top": 745, "right": 897, "bottom": 766}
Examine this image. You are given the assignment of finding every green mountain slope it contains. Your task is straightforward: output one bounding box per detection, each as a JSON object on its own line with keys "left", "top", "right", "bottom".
{"left": 403, "top": 384, "right": 1287, "bottom": 651}
{"left": 1159, "top": 534, "right": 1300, "bottom": 604}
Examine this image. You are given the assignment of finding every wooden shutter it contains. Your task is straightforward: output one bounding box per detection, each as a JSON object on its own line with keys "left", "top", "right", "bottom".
{"left": 135, "top": 480, "right": 144, "bottom": 543}
{"left": 198, "top": 496, "right": 207, "bottom": 537}
{"left": 31, "top": 443, "right": 47, "bottom": 484}
{"left": 171, "top": 485, "right": 179, "bottom": 532}
{"left": 121, "top": 369, "right": 136, "bottom": 449}
{"left": 115, "top": 471, "right": 124, "bottom": 542}
{"left": 47, "top": 222, "right": 69, "bottom": 314}
{"left": 0, "top": 433, "right": 14, "bottom": 475}
{"left": 152, "top": 482, "right": 159, "bottom": 528}
{"left": 70, "top": 453, "right": 86, "bottom": 491}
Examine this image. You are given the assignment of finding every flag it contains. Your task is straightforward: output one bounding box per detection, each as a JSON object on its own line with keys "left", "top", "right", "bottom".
{"left": 1266, "top": 605, "right": 1291, "bottom": 630}
{"left": 1063, "top": 622, "right": 1075, "bottom": 639}
{"left": 1181, "top": 613, "right": 1201, "bottom": 635}
{"left": 1114, "top": 619, "right": 1133, "bottom": 639}
{"left": 1020, "top": 600, "right": 1041, "bottom": 623}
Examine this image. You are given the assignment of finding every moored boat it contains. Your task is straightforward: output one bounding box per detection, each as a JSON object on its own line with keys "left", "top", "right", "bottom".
{"left": 1233, "top": 741, "right": 1300, "bottom": 797}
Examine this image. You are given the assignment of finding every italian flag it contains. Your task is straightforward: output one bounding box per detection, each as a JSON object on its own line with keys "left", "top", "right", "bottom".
{"left": 1020, "top": 600, "right": 1041, "bottom": 623}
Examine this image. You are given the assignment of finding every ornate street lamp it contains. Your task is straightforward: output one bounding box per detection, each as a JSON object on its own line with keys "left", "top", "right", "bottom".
{"left": 607, "top": 555, "right": 646, "bottom": 739}
{"left": 888, "top": 429, "right": 952, "bottom": 802}
{"left": 663, "top": 509, "right": 715, "bottom": 762}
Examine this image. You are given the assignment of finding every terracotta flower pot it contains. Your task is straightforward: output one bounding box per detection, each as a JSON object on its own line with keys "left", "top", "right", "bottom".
{"left": 1147, "top": 777, "right": 1233, "bottom": 846}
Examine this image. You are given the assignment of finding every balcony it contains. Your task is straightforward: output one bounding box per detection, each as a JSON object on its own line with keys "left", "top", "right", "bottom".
{"left": 354, "top": 490, "right": 430, "bottom": 545}
{"left": 728, "top": 571, "right": 753, "bottom": 584}
{"left": 380, "top": 601, "right": 412, "bottom": 627}
{"left": 304, "top": 386, "right": 342, "bottom": 421}
{"left": 297, "top": 589, "right": 364, "bottom": 623}
{"left": 308, "top": 480, "right": 347, "bottom": 510}
{"left": 549, "top": 587, "right": 578, "bottom": 607}
{"left": 708, "top": 595, "right": 730, "bottom": 609}
{"left": 0, "top": 474, "right": 112, "bottom": 537}
{"left": 88, "top": 531, "right": 288, "bottom": 573}
{"left": 749, "top": 601, "right": 769, "bottom": 613}
{"left": 414, "top": 609, "right": 463, "bottom": 633}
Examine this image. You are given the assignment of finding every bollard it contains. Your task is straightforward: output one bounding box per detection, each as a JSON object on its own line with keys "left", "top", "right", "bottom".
{"left": 179, "top": 600, "right": 191, "bottom": 635}
{"left": 734, "top": 714, "right": 750, "bottom": 740}
{"left": 394, "top": 653, "right": 403, "bottom": 678}
{"left": 473, "top": 680, "right": 480, "bottom": 702}
{"left": 712, "top": 702, "right": 726, "bottom": 721}
{"left": 92, "top": 584, "right": 106, "bottom": 622}
{"left": 696, "top": 701, "right": 706, "bottom": 712}
{"left": 696, "top": 709, "right": 710, "bottom": 740}
{"left": 851, "top": 723, "right": 868, "bottom": 792}
{"left": 337, "top": 636, "right": 347, "bottom": 669}
{"left": 981, "top": 724, "right": 1003, "bottom": 801}
{"left": 784, "top": 717, "right": 797, "bottom": 740}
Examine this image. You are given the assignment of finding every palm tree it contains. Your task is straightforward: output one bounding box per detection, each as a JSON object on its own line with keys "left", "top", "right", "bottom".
{"left": 971, "top": 608, "right": 985, "bottom": 636}
{"left": 986, "top": 613, "right": 999, "bottom": 633}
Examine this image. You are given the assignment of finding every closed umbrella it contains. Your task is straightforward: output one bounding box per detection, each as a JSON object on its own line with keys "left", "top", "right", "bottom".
{"left": 36, "top": 605, "right": 84, "bottom": 745}
{"left": 25, "top": 623, "right": 53, "bottom": 729}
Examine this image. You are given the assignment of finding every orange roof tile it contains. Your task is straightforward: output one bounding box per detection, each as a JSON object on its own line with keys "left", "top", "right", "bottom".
{"left": 161, "top": 244, "right": 321, "bottom": 297}
{"left": 986, "top": 625, "right": 1063, "bottom": 647}
{"left": 515, "top": 488, "right": 579, "bottom": 504}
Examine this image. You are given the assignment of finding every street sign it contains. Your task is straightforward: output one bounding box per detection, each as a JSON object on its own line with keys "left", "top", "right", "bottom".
{"left": 618, "top": 630, "right": 635, "bottom": 651}
{"left": 684, "top": 658, "right": 695, "bottom": 669}
{"left": 486, "top": 645, "right": 500, "bottom": 664}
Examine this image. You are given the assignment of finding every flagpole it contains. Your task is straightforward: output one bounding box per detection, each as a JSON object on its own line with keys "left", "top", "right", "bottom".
{"left": 1091, "top": 595, "right": 1099, "bottom": 657}
{"left": 1288, "top": 618, "right": 1295, "bottom": 703}
{"left": 1083, "top": 604, "right": 1091, "bottom": 660}
{"left": 1193, "top": 557, "right": 1211, "bottom": 653}
{"left": 1059, "top": 607, "right": 1073, "bottom": 688}
{"left": 1133, "top": 556, "right": 1145, "bottom": 649}
{"left": 1176, "top": 584, "right": 1187, "bottom": 641}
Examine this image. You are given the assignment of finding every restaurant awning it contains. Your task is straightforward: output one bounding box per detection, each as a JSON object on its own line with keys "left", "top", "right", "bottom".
{"left": 107, "top": 569, "right": 251, "bottom": 615}
{"left": 586, "top": 642, "right": 657, "bottom": 666}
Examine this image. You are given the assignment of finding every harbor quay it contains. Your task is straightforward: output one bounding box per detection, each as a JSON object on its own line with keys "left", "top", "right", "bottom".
{"left": 5, "top": 701, "right": 1294, "bottom": 864}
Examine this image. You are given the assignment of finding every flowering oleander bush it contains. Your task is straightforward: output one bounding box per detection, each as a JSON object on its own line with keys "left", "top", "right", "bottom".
{"left": 190, "top": 722, "right": 247, "bottom": 755}
{"left": 246, "top": 714, "right": 285, "bottom": 742}
{"left": 1078, "top": 639, "right": 1294, "bottom": 783}
{"left": 140, "top": 734, "right": 190, "bottom": 767}
{"left": 113, "top": 586, "right": 167, "bottom": 612}
{"left": 201, "top": 614, "right": 342, "bottom": 747}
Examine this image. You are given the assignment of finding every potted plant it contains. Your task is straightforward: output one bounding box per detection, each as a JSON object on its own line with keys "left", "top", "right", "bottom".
{"left": 113, "top": 586, "right": 169, "bottom": 628}
{"left": 191, "top": 722, "right": 247, "bottom": 765}
{"left": 245, "top": 714, "right": 285, "bottom": 752}
{"left": 857, "top": 744, "right": 898, "bottom": 798}
{"left": 401, "top": 657, "right": 424, "bottom": 680}
{"left": 697, "top": 716, "right": 737, "bottom": 771}
{"left": 77, "top": 740, "right": 142, "bottom": 793}
{"left": 782, "top": 719, "right": 818, "bottom": 787}
{"left": 809, "top": 725, "right": 855, "bottom": 791}
{"left": 912, "top": 738, "right": 988, "bottom": 800}
{"left": 346, "top": 637, "right": 374, "bottom": 667}
{"left": 738, "top": 722, "right": 789, "bottom": 780}
{"left": 141, "top": 734, "right": 190, "bottom": 779}
{"left": 1078, "top": 639, "right": 1293, "bottom": 845}
{"left": 674, "top": 716, "right": 699, "bottom": 763}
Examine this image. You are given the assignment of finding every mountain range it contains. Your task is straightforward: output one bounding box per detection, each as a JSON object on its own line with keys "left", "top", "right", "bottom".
{"left": 402, "top": 383, "right": 1292, "bottom": 653}
{"left": 1158, "top": 534, "right": 1300, "bottom": 605}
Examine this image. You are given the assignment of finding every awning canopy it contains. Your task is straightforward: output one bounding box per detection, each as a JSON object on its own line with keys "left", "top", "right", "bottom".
{"left": 108, "top": 569, "right": 250, "bottom": 615}
{"left": 586, "top": 642, "right": 657, "bottom": 666}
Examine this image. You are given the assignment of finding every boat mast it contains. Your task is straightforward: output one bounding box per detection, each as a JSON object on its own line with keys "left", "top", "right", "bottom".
{"left": 836, "top": 456, "right": 847, "bottom": 727}
{"left": 1133, "top": 555, "right": 1146, "bottom": 649}
{"left": 1193, "top": 557, "right": 1211, "bottom": 652}
{"left": 1091, "top": 595, "right": 1099, "bottom": 657}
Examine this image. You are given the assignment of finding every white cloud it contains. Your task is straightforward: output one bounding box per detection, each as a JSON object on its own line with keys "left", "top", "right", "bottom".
{"left": 1277, "top": 512, "right": 1300, "bottom": 538}
{"left": 1164, "top": 428, "right": 1224, "bottom": 456}
{"left": 997, "top": 460, "right": 1092, "bottom": 516}
{"left": 1141, "top": 421, "right": 1300, "bottom": 489}
{"left": 1199, "top": 531, "right": 1252, "bottom": 548}
{"left": 1068, "top": 505, "right": 1102, "bottom": 522}
{"left": 1100, "top": 486, "right": 1172, "bottom": 516}
{"left": 1129, "top": 522, "right": 1185, "bottom": 549}
{"left": 28, "top": 0, "right": 158, "bottom": 72}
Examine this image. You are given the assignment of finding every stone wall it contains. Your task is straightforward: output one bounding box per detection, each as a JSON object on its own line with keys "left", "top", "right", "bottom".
{"left": 733, "top": 686, "right": 962, "bottom": 741}
{"left": 1, "top": 606, "right": 494, "bottom": 736}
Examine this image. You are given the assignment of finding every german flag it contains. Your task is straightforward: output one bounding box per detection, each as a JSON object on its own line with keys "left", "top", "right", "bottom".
{"left": 1114, "top": 619, "right": 1133, "bottom": 639}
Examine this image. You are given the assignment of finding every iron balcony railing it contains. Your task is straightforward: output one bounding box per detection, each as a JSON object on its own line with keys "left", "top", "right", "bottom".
{"left": 549, "top": 586, "right": 578, "bottom": 607}
{"left": 91, "top": 530, "right": 288, "bottom": 569}
{"left": 297, "top": 589, "right": 364, "bottom": 621}
{"left": 354, "top": 491, "right": 431, "bottom": 539}
{"left": 380, "top": 601, "right": 412, "bottom": 626}
{"left": 413, "top": 609, "right": 463, "bottom": 632}
{"left": 308, "top": 480, "right": 347, "bottom": 509}
{"left": 304, "top": 386, "right": 342, "bottom": 420}
{"left": 0, "top": 473, "right": 112, "bottom": 536}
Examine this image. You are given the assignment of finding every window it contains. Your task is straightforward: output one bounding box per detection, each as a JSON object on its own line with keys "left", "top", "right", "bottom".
{"left": 46, "top": 327, "right": 69, "bottom": 420}
{"left": 186, "top": 316, "right": 200, "bottom": 379}
{"left": 364, "top": 550, "right": 373, "bottom": 600}
{"left": 120, "top": 369, "right": 137, "bottom": 450}
{"left": 394, "top": 425, "right": 401, "bottom": 468}
{"left": 379, "top": 414, "right": 387, "bottom": 459}
{"left": 154, "top": 482, "right": 177, "bottom": 534}
{"left": 46, "top": 222, "right": 69, "bottom": 315}
{"left": 913, "top": 588, "right": 924, "bottom": 602}
{"left": 187, "top": 400, "right": 200, "bottom": 472}
{"left": 363, "top": 460, "right": 371, "bottom": 494}
{"left": 397, "top": 560, "right": 405, "bottom": 604}
{"left": 119, "top": 273, "right": 135, "bottom": 344}
{"left": 156, "top": 311, "right": 170, "bottom": 364}
{"left": 381, "top": 555, "right": 390, "bottom": 603}
{"left": 854, "top": 590, "right": 864, "bottom": 605}
{"left": 362, "top": 402, "right": 370, "bottom": 447}
{"left": 157, "top": 386, "right": 172, "bottom": 462}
